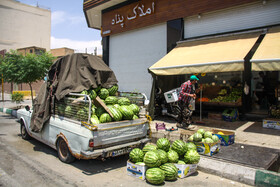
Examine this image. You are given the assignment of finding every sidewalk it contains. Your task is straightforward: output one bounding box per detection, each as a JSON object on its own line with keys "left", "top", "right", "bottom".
{"left": 1, "top": 96, "right": 279, "bottom": 186}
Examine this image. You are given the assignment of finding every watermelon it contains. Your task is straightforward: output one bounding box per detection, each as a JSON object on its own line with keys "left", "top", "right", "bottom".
{"left": 113, "top": 104, "right": 121, "bottom": 110}
{"left": 119, "top": 105, "right": 134, "bottom": 120}
{"left": 105, "top": 96, "right": 118, "bottom": 105}
{"left": 184, "top": 150, "right": 200, "bottom": 164}
{"left": 76, "top": 108, "right": 87, "bottom": 120}
{"left": 94, "top": 85, "right": 102, "bottom": 94}
{"left": 88, "top": 89, "right": 97, "bottom": 100}
{"left": 167, "top": 150, "right": 179, "bottom": 163}
{"left": 118, "top": 97, "right": 131, "bottom": 105}
{"left": 135, "top": 162, "right": 145, "bottom": 166}
{"left": 212, "top": 135, "right": 219, "bottom": 143}
{"left": 157, "top": 149, "right": 168, "bottom": 164}
{"left": 156, "top": 138, "right": 170, "bottom": 152}
{"left": 160, "top": 163, "right": 178, "bottom": 181}
{"left": 142, "top": 144, "right": 157, "bottom": 154}
{"left": 80, "top": 90, "right": 87, "bottom": 95}
{"left": 188, "top": 134, "right": 194, "bottom": 142}
{"left": 64, "top": 105, "right": 72, "bottom": 117}
{"left": 129, "top": 104, "right": 140, "bottom": 115}
{"left": 99, "top": 113, "right": 112, "bottom": 123}
{"left": 129, "top": 148, "right": 144, "bottom": 163}
{"left": 132, "top": 115, "right": 139, "bottom": 120}
{"left": 107, "top": 105, "right": 122, "bottom": 121}
{"left": 99, "top": 88, "right": 109, "bottom": 99}
{"left": 171, "top": 139, "right": 187, "bottom": 156}
{"left": 193, "top": 132, "right": 203, "bottom": 142}
{"left": 185, "top": 142, "right": 197, "bottom": 152}
{"left": 197, "top": 129, "right": 205, "bottom": 136}
{"left": 177, "top": 160, "right": 186, "bottom": 164}
{"left": 143, "top": 151, "right": 161, "bottom": 168}
{"left": 95, "top": 107, "right": 106, "bottom": 118}
{"left": 108, "top": 84, "right": 118, "bottom": 96}
{"left": 90, "top": 115, "right": 100, "bottom": 125}
{"left": 57, "top": 104, "right": 66, "bottom": 116}
{"left": 205, "top": 138, "right": 214, "bottom": 143}
{"left": 145, "top": 168, "right": 165, "bottom": 185}
{"left": 204, "top": 131, "right": 213, "bottom": 139}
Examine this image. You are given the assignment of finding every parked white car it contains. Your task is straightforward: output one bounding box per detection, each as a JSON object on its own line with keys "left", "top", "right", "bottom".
{"left": 17, "top": 94, "right": 150, "bottom": 163}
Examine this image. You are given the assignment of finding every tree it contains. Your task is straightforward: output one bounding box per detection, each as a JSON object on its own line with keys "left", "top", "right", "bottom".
{"left": 0, "top": 50, "right": 55, "bottom": 104}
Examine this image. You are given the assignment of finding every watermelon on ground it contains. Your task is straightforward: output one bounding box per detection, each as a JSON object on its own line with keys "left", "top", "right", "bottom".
{"left": 156, "top": 138, "right": 170, "bottom": 152}
{"left": 143, "top": 151, "right": 161, "bottom": 168}
{"left": 184, "top": 150, "right": 200, "bottom": 164}
{"left": 145, "top": 168, "right": 165, "bottom": 185}
{"left": 142, "top": 144, "right": 157, "bottom": 154}
{"left": 160, "top": 163, "right": 178, "bottom": 181}
{"left": 193, "top": 132, "right": 203, "bottom": 142}
{"left": 129, "top": 148, "right": 144, "bottom": 163}
{"left": 157, "top": 149, "right": 168, "bottom": 164}
{"left": 167, "top": 149, "right": 179, "bottom": 163}
{"left": 171, "top": 139, "right": 187, "bottom": 156}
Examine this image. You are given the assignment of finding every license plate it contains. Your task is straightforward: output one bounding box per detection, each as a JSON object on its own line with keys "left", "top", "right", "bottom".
{"left": 109, "top": 147, "right": 133, "bottom": 157}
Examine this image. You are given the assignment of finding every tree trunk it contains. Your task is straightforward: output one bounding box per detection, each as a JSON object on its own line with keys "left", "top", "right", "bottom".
{"left": 28, "top": 82, "right": 34, "bottom": 106}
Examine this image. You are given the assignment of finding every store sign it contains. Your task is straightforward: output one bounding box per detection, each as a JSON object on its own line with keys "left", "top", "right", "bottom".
{"left": 101, "top": 0, "right": 258, "bottom": 37}
{"left": 111, "top": 2, "right": 155, "bottom": 28}
{"left": 102, "top": 0, "right": 157, "bottom": 36}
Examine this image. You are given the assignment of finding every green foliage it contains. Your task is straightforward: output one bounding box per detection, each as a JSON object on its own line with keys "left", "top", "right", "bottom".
{"left": 11, "top": 92, "right": 24, "bottom": 104}
{"left": 1, "top": 50, "right": 55, "bottom": 84}
{"left": 0, "top": 50, "right": 55, "bottom": 102}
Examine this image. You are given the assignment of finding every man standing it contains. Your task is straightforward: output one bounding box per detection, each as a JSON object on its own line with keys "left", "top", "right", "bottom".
{"left": 176, "top": 75, "right": 199, "bottom": 129}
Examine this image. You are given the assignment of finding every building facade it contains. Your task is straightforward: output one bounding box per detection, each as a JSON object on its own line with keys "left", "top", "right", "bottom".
{"left": 0, "top": 0, "right": 51, "bottom": 52}
{"left": 84, "top": 0, "right": 280, "bottom": 116}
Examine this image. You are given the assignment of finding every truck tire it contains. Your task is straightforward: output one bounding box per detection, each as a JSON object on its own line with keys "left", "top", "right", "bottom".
{"left": 56, "top": 138, "right": 76, "bottom": 163}
{"left": 21, "top": 123, "right": 31, "bottom": 140}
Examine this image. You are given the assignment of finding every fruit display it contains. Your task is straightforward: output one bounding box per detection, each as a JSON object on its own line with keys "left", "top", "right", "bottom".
{"left": 191, "top": 128, "right": 219, "bottom": 143}
{"left": 128, "top": 137, "right": 201, "bottom": 184}
{"left": 210, "top": 88, "right": 242, "bottom": 103}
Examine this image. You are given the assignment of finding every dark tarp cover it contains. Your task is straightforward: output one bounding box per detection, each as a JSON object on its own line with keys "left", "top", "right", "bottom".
{"left": 30, "top": 53, "right": 118, "bottom": 132}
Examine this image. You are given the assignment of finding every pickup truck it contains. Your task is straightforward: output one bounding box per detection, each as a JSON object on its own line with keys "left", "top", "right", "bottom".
{"left": 17, "top": 93, "right": 151, "bottom": 163}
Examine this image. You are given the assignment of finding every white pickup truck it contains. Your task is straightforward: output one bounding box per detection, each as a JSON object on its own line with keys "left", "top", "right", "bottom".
{"left": 17, "top": 93, "right": 150, "bottom": 163}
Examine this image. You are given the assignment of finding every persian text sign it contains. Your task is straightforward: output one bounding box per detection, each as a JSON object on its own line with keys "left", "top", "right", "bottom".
{"left": 102, "top": 0, "right": 156, "bottom": 36}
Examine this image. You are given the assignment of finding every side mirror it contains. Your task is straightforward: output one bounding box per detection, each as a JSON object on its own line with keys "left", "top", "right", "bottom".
{"left": 25, "top": 105, "right": 30, "bottom": 111}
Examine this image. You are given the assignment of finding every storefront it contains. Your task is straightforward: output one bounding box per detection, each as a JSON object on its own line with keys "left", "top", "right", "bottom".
{"left": 84, "top": 0, "right": 280, "bottom": 118}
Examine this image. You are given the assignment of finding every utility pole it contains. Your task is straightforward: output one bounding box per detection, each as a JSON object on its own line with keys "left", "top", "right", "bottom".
{"left": 0, "top": 49, "right": 6, "bottom": 102}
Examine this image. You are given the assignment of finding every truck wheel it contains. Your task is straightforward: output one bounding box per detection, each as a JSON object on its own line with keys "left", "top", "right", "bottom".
{"left": 21, "top": 124, "right": 31, "bottom": 140}
{"left": 56, "top": 138, "right": 75, "bottom": 163}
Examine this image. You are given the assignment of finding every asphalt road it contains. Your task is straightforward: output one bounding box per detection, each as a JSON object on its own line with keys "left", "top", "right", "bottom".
{"left": 0, "top": 112, "right": 251, "bottom": 187}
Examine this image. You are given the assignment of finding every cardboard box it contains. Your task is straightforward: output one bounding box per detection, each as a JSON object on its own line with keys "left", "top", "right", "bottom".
{"left": 174, "top": 163, "right": 197, "bottom": 178}
{"left": 212, "top": 129, "right": 235, "bottom": 146}
{"left": 126, "top": 160, "right": 148, "bottom": 180}
{"left": 263, "top": 119, "right": 280, "bottom": 130}
{"left": 194, "top": 142, "right": 220, "bottom": 156}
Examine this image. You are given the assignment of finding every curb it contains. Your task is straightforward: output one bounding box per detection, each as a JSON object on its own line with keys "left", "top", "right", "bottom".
{"left": 255, "top": 169, "right": 280, "bottom": 187}
{"left": 0, "top": 107, "right": 17, "bottom": 118}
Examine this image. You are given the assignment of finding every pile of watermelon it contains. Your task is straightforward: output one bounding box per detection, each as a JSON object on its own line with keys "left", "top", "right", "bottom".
{"left": 188, "top": 128, "right": 220, "bottom": 143}
{"left": 62, "top": 84, "right": 142, "bottom": 124}
{"left": 128, "top": 138, "right": 200, "bottom": 185}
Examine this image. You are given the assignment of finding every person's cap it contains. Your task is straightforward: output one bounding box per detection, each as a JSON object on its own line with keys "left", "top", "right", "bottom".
{"left": 190, "top": 75, "right": 199, "bottom": 81}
